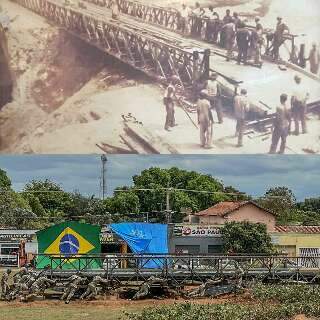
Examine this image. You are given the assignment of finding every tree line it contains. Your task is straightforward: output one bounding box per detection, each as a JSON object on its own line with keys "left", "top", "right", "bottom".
{"left": 0, "top": 167, "right": 319, "bottom": 229}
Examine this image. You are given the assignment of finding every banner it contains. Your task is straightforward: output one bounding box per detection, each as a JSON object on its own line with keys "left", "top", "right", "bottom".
{"left": 110, "top": 223, "right": 168, "bottom": 268}
{"left": 36, "top": 221, "right": 101, "bottom": 269}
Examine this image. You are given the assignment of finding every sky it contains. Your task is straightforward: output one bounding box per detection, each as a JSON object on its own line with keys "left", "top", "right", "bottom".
{"left": 0, "top": 155, "right": 319, "bottom": 201}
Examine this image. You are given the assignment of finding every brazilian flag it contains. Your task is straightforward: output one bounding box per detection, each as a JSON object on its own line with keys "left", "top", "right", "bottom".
{"left": 36, "top": 221, "right": 101, "bottom": 270}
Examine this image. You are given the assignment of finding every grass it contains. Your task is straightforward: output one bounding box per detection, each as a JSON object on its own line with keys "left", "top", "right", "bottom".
{"left": 0, "top": 304, "right": 141, "bottom": 320}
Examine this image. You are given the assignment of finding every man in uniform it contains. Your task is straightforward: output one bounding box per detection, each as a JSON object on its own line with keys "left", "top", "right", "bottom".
{"left": 236, "top": 22, "right": 251, "bottom": 65}
{"left": 27, "top": 276, "right": 57, "bottom": 300}
{"left": 80, "top": 275, "right": 109, "bottom": 300}
{"left": 163, "top": 76, "right": 179, "bottom": 131}
{"left": 187, "top": 277, "right": 223, "bottom": 298}
{"left": 132, "top": 276, "right": 166, "bottom": 300}
{"left": 13, "top": 267, "right": 28, "bottom": 284}
{"left": 273, "top": 17, "right": 289, "bottom": 61}
{"left": 269, "top": 94, "right": 291, "bottom": 154}
{"left": 308, "top": 43, "right": 320, "bottom": 75}
{"left": 291, "top": 75, "right": 309, "bottom": 135}
{"left": 1, "top": 269, "right": 11, "bottom": 299}
{"left": 233, "top": 262, "right": 244, "bottom": 294}
{"left": 234, "top": 88, "right": 249, "bottom": 147}
{"left": 203, "top": 72, "right": 223, "bottom": 123}
{"left": 197, "top": 92, "right": 213, "bottom": 149}
{"left": 60, "top": 273, "right": 86, "bottom": 304}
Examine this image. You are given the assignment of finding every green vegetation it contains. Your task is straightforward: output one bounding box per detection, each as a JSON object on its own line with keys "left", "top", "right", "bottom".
{"left": 125, "top": 284, "right": 320, "bottom": 320}
{"left": 1, "top": 166, "right": 320, "bottom": 228}
{"left": 221, "top": 221, "right": 274, "bottom": 254}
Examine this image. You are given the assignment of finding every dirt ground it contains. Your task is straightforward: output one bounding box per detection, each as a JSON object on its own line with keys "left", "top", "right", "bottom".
{"left": 0, "top": 0, "right": 319, "bottom": 154}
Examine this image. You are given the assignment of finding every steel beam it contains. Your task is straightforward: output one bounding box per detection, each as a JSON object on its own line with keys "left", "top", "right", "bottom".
{"left": 35, "top": 254, "right": 320, "bottom": 285}
{"left": 14, "top": 0, "right": 210, "bottom": 94}
{"left": 84, "top": 0, "right": 297, "bottom": 59}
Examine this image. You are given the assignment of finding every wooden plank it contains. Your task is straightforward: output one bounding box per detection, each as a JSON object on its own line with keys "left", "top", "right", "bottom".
{"left": 124, "top": 122, "right": 179, "bottom": 154}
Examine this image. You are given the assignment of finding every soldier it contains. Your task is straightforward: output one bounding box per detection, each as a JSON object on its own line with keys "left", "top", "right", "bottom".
{"left": 269, "top": 94, "right": 291, "bottom": 154}
{"left": 80, "top": 275, "right": 109, "bottom": 300}
{"left": 187, "top": 277, "right": 223, "bottom": 298}
{"left": 197, "top": 92, "right": 213, "bottom": 149}
{"left": 27, "top": 276, "right": 57, "bottom": 300}
{"left": 60, "top": 273, "right": 86, "bottom": 304}
{"left": 273, "top": 17, "right": 289, "bottom": 61}
{"left": 163, "top": 76, "right": 179, "bottom": 131}
{"left": 1, "top": 269, "right": 11, "bottom": 299}
{"left": 13, "top": 267, "right": 28, "bottom": 285}
{"left": 307, "top": 43, "right": 320, "bottom": 75}
{"left": 222, "top": 19, "right": 236, "bottom": 61}
{"left": 236, "top": 22, "right": 251, "bottom": 65}
{"left": 132, "top": 276, "right": 165, "bottom": 300}
{"left": 233, "top": 262, "right": 244, "bottom": 293}
{"left": 10, "top": 272, "right": 37, "bottom": 301}
{"left": 234, "top": 88, "right": 249, "bottom": 147}
{"left": 291, "top": 75, "right": 309, "bottom": 135}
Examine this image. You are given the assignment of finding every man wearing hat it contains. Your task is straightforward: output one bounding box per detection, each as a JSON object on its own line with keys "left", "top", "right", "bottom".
{"left": 291, "top": 75, "right": 309, "bottom": 135}
{"left": 273, "top": 17, "right": 289, "bottom": 61}
{"left": 234, "top": 88, "right": 249, "bottom": 147}
{"left": 202, "top": 72, "right": 223, "bottom": 123}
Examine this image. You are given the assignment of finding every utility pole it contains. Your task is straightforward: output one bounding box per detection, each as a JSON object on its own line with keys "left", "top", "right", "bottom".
{"left": 101, "top": 155, "right": 107, "bottom": 200}
{"left": 165, "top": 182, "right": 171, "bottom": 224}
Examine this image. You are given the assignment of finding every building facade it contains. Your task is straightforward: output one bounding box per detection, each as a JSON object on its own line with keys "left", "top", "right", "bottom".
{"left": 193, "top": 201, "right": 276, "bottom": 232}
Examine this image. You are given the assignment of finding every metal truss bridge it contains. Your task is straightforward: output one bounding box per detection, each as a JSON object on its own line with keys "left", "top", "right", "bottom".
{"left": 13, "top": 0, "right": 212, "bottom": 99}
{"left": 37, "top": 254, "right": 320, "bottom": 286}
{"left": 12, "top": 0, "right": 320, "bottom": 121}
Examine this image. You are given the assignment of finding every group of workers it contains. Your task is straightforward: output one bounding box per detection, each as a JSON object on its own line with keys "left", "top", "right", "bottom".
{"left": 178, "top": 4, "right": 283, "bottom": 65}
{"left": 163, "top": 71, "right": 310, "bottom": 154}
{"left": 178, "top": 3, "right": 320, "bottom": 73}
{"left": 0, "top": 267, "right": 110, "bottom": 303}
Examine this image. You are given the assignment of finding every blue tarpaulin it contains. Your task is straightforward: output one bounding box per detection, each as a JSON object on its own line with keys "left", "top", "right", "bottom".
{"left": 109, "top": 223, "right": 168, "bottom": 268}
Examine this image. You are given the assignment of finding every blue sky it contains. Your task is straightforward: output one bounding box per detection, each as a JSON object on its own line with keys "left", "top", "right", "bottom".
{"left": 0, "top": 155, "right": 318, "bottom": 201}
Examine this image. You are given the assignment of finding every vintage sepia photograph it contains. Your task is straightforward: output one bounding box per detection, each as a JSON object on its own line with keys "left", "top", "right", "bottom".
{"left": 0, "top": 0, "right": 319, "bottom": 154}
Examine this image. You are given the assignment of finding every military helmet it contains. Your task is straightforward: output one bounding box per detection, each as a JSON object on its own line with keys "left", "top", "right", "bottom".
{"left": 6, "top": 268, "right": 12, "bottom": 274}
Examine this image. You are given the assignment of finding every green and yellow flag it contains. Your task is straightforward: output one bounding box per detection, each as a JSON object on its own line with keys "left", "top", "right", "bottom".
{"left": 36, "top": 221, "right": 101, "bottom": 269}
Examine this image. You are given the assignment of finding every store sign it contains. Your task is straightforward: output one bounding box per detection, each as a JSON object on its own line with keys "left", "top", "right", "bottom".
{"left": 0, "top": 233, "right": 34, "bottom": 241}
{"left": 100, "top": 232, "right": 114, "bottom": 243}
{"left": 174, "top": 225, "right": 221, "bottom": 237}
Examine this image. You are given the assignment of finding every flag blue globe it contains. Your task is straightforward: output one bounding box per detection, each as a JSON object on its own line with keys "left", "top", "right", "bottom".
{"left": 59, "top": 234, "right": 80, "bottom": 256}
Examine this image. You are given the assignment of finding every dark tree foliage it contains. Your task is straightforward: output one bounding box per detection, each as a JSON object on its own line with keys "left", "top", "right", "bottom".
{"left": 221, "top": 221, "right": 274, "bottom": 254}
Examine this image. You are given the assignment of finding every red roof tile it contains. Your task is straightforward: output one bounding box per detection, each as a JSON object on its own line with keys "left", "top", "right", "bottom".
{"left": 194, "top": 201, "right": 276, "bottom": 217}
{"left": 195, "top": 201, "right": 248, "bottom": 217}
{"left": 275, "top": 226, "right": 320, "bottom": 234}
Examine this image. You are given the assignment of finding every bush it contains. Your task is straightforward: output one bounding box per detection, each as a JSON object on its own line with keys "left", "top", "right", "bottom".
{"left": 124, "top": 284, "right": 320, "bottom": 320}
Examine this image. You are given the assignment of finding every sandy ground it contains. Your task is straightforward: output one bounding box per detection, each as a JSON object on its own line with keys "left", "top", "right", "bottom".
{"left": 0, "top": 0, "right": 319, "bottom": 154}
